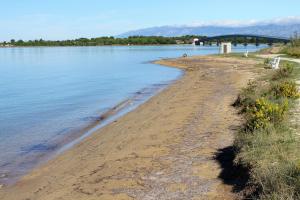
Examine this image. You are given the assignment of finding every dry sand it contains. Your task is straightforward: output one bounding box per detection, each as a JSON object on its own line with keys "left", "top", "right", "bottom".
{"left": 0, "top": 55, "right": 261, "bottom": 200}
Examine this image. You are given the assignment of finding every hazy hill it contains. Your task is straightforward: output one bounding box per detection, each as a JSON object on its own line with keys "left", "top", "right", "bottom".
{"left": 120, "top": 24, "right": 300, "bottom": 38}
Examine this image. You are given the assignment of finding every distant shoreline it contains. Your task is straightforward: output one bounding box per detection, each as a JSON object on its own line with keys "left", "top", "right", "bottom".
{"left": 0, "top": 43, "right": 270, "bottom": 50}
{"left": 0, "top": 44, "right": 189, "bottom": 48}
{"left": 0, "top": 35, "right": 274, "bottom": 48}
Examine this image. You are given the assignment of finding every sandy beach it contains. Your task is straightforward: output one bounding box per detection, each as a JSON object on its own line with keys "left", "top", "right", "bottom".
{"left": 0, "top": 55, "right": 261, "bottom": 200}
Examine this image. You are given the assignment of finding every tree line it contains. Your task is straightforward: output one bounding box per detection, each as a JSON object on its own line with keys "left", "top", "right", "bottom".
{"left": 0, "top": 36, "right": 206, "bottom": 46}
{"left": 0, "top": 35, "right": 283, "bottom": 47}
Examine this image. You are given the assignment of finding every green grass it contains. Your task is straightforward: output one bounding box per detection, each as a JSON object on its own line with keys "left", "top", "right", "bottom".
{"left": 233, "top": 60, "right": 300, "bottom": 199}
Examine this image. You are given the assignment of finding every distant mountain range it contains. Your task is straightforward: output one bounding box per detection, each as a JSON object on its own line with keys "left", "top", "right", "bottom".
{"left": 119, "top": 24, "right": 300, "bottom": 38}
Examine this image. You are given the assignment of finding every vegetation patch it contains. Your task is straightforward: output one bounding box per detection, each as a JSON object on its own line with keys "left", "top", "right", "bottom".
{"left": 0, "top": 35, "right": 206, "bottom": 46}
{"left": 245, "top": 98, "right": 288, "bottom": 130}
{"left": 281, "top": 32, "right": 300, "bottom": 58}
{"left": 234, "top": 60, "right": 300, "bottom": 199}
{"left": 272, "top": 63, "right": 294, "bottom": 80}
{"left": 282, "top": 47, "right": 300, "bottom": 58}
{"left": 271, "top": 81, "right": 300, "bottom": 99}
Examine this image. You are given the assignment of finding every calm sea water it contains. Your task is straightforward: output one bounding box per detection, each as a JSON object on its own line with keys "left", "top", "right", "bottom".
{"left": 0, "top": 44, "right": 265, "bottom": 184}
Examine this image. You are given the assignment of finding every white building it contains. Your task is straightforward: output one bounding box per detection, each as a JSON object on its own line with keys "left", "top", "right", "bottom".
{"left": 193, "top": 38, "right": 200, "bottom": 45}
{"left": 219, "top": 42, "right": 232, "bottom": 54}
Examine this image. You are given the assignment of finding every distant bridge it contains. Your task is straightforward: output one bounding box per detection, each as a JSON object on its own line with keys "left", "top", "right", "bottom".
{"left": 197, "top": 34, "right": 291, "bottom": 46}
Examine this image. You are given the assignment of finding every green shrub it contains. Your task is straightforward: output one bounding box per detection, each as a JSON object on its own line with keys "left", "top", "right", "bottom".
{"left": 233, "top": 80, "right": 260, "bottom": 112}
{"left": 271, "top": 81, "right": 300, "bottom": 99}
{"left": 272, "top": 63, "right": 294, "bottom": 80}
{"left": 264, "top": 58, "right": 271, "bottom": 66}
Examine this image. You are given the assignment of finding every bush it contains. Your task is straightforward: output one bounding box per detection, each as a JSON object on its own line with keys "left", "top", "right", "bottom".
{"left": 233, "top": 80, "right": 260, "bottom": 112}
{"left": 271, "top": 81, "right": 300, "bottom": 99}
{"left": 272, "top": 63, "right": 294, "bottom": 80}
{"left": 245, "top": 98, "right": 288, "bottom": 130}
{"left": 264, "top": 58, "right": 271, "bottom": 66}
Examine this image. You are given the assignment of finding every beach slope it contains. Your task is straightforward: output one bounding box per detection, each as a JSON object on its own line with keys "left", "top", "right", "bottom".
{"left": 0, "top": 56, "right": 260, "bottom": 200}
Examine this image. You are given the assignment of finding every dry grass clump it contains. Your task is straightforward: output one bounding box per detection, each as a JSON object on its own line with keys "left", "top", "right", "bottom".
{"left": 272, "top": 63, "right": 294, "bottom": 80}
{"left": 283, "top": 47, "right": 300, "bottom": 58}
{"left": 281, "top": 32, "right": 300, "bottom": 58}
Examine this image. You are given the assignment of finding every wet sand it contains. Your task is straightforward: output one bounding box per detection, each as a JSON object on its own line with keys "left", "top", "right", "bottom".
{"left": 0, "top": 55, "right": 261, "bottom": 200}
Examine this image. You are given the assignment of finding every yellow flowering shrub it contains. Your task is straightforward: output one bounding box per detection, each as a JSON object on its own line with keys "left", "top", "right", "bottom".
{"left": 272, "top": 81, "right": 300, "bottom": 99}
{"left": 246, "top": 98, "right": 288, "bottom": 130}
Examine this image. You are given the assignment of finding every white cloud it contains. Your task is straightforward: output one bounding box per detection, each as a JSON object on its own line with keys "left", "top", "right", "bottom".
{"left": 184, "top": 16, "right": 300, "bottom": 27}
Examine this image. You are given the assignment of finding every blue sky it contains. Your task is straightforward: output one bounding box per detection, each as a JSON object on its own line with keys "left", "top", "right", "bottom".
{"left": 1, "top": 0, "right": 300, "bottom": 40}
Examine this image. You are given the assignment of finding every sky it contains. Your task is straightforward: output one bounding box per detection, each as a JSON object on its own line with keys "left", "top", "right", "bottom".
{"left": 1, "top": 0, "right": 300, "bottom": 41}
